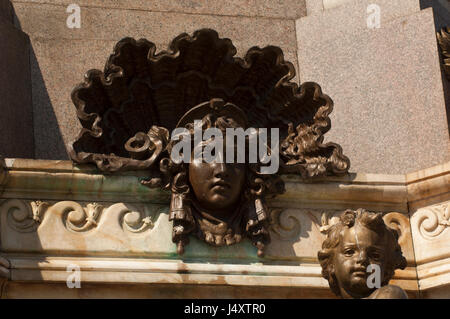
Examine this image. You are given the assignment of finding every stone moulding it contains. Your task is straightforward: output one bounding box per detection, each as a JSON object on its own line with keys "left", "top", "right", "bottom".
{"left": 0, "top": 159, "right": 448, "bottom": 297}
{"left": 1, "top": 159, "right": 406, "bottom": 211}
{"left": 6, "top": 256, "right": 417, "bottom": 293}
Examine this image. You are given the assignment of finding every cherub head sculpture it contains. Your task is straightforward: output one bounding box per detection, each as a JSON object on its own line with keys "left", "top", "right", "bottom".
{"left": 318, "top": 209, "right": 407, "bottom": 299}
{"left": 68, "top": 29, "right": 350, "bottom": 256}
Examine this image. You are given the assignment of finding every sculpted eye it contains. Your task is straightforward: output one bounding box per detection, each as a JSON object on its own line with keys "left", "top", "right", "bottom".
{"left": 344, "top": 249, "right": 355, "bottom": 256}
{"left": 370, "top": 252, "right": 381, "bottom": 260}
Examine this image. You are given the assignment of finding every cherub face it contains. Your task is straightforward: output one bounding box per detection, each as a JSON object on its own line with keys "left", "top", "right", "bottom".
{"left": 333, "top": 224, "right": 387, "bottom": 298}
{"left": 189, "top": 159, "right": 246, "bottom": 212}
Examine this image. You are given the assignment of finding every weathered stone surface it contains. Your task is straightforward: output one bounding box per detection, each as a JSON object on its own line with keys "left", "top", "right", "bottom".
{"left": 297, "top": 7, "right": 449, "bottom": 174}
{"left": 309, "top": 0, "right": 419, "bottom": 15}
{"left": 305, "top": 0, "right": 323, "bottom": 15}
{"left": 322, "top": 0, "right": 352, "bottom": 10}
{"left": 0, "top": 20, "right": 34, "bottom": 158}
{"left": 12, "top": 2, "right": 299, "bottom": 159}
{"left": 298, "top": 0, "right": 420, "bottom": 48}
{"left": 10, "top": 0, "right": 307, "bottom": 19}
{"left": 4, "top": 282, "right": 337, "bottom": 299}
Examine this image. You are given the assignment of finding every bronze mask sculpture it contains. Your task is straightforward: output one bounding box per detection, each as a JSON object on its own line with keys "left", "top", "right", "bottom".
{"left": 164, "top": 99, "right": 285, "bottom": 255}
{"left": 68, "top": 29, "right": 350, "bottom": 256}
{"left": 318, "top": 209, "right": 408, "bottom": 299}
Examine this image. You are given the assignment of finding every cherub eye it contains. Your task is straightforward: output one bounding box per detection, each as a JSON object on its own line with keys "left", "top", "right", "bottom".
{"left": 370, "top": 252, "right": 381, "bottom": 260}
{"left": 344, "top": 249, "right": 355, "bottom": 256}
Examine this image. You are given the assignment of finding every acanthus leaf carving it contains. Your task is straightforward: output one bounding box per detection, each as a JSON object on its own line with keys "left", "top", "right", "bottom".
{"left": 4, "top": 199, "right": 48, "bottom": 233}
{"left": 65, "top": 202, "right": 103, "bottom": 232}
{"left": 121, "top": 208, "right": 155, "bottom": 233}
{"left": 30, "top": 200, "right": 50, "bottom": 224}
{"left": 1, "top": 200, "right": 163, "bottom": 237}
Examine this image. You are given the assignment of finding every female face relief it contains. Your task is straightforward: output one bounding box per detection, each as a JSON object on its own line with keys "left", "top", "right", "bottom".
{"left": 188, "top": 158, "right": 246, "bottom": 212}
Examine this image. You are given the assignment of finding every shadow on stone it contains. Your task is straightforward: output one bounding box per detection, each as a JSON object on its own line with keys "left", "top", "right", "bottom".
{"left": 28, "top": 44, "right": 68, "bottom": 160}
{"left": 11, "top": 3, "right": 67, "bottom": 160}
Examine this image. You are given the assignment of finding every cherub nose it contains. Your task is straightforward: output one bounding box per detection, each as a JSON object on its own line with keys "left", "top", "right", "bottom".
{"left": 214, "top": 162, "right": 229, "bottom": 178}
{"left": 357, "top": 250, "right": 369, "bottom": 265}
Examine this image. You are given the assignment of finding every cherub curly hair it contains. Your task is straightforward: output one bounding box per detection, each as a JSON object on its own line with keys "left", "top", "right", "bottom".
{"left": 317, "top": 208, "right": 407, "bottom": 297}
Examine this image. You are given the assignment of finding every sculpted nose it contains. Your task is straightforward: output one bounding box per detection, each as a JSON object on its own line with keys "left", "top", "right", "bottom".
{"left": 214, "top": 162, "right": 229, "bottom": 179}
{"left": 357, "top": 250, "right": 369, "bottom": 266}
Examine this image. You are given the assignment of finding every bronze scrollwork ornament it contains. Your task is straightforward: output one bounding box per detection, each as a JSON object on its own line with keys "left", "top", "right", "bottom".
{"left": 318, "top": 209, "right": 408, "bottom": 299}
{"left": 68, "top": 29, "right": 350, "bottom": 256}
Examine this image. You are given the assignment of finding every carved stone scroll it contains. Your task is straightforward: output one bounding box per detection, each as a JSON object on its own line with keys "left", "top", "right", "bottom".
{"left": 0, "top": 200, "right": 159, "bottom": 235}
{"left": 415, "top": 203, "right": 449, "bottom": 239}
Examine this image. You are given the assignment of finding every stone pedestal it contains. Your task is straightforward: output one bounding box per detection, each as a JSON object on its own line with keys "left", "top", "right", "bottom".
{"left": 0, "top": 0, "right": 34, "bottom": 158}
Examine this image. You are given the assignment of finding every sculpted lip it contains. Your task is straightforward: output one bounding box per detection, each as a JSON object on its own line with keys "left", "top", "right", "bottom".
{"left": 211, "top": 180, "right": 231, "bottom": 189}
{"left": 351, "top": 267, "right": 367, "bottom": 276}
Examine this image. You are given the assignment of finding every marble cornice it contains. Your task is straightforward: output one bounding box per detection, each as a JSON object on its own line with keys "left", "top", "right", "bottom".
{"left": 0, "top": 158, "right": 448, "bottom": 296}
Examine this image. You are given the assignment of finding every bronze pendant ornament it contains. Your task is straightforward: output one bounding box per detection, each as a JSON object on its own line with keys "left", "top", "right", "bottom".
{"left": 318, "top": 209, "right": 408, "bottom": 299}
{"left": 68, "top": 29, "right": 350, "bottom": 256}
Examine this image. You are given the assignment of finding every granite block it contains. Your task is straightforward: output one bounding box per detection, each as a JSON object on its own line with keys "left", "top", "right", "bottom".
{"left": 297, "top": 8, "right": 450, "bottom": 174}
{"left": 12, "top": 2, "right": 299, "bottom": 159}
{"left": 0, "top": 20, "right": 34, "bottom": 158}
{"left": 306, "top": 0, "right": 323, "bottom": 15}
{"left": 323, "top": 0, "right": 353, "bottom": 10}
{"left": 297, "top": 0, "right": 420, "bottom": 49}
{"left": 10, "top": 0, "right": 307, "bottom": 19}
